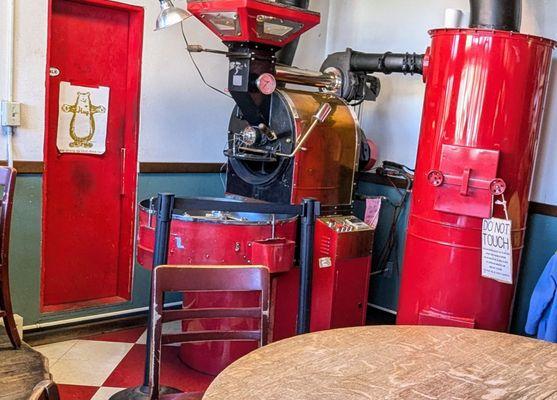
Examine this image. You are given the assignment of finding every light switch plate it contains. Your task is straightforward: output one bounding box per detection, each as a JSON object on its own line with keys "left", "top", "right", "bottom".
{"left": 1, "top": 101, "right": 21, "bottom": 127}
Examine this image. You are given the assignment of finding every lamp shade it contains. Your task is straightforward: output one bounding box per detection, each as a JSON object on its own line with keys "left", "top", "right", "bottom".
{"left": 156, "top": 0, "right": 191, "bottom": 31}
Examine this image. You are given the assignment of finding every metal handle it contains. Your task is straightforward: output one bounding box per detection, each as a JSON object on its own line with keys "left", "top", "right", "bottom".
{"left": 275, "top": 65, "right": 342, "bottom": 93}
{"left": 314, "top": 102, "right": 332, "bottom": 122}
{"left": 147, "top": 196, "right": 156, "bottom": 228}
{"left": 277, "top": 102, "right": 331, "bottom": 158}
{"left": 240, "top": 103, "right": 332, "bottom": 159}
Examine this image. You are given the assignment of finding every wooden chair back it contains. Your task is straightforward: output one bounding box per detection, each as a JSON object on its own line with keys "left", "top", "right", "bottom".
{"left": 147, "top": 265, "right": 270, "bottom": 399}
{"left": 0, "top": 167, "right": 16, "bottom": 271}
{"left": 0, "top": 167, "right": 20, "bottom": 348}
{"left": 29, "top": 380, "right": 60, "bottom": 400}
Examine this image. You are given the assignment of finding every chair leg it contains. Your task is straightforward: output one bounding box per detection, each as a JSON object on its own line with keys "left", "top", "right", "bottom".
{"left": 46, "top": 381, "right": 61, "bottom": 400}
{"left": 3, "top": 314, "right": 21, "bottom": 349}
{"left": 1, "top": 279, "right": 21, "bottom": 349}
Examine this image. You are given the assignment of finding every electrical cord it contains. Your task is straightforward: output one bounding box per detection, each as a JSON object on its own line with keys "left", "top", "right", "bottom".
{"left": 350, "top": 98, "right": 366, "bottom": 107}
{"left": 180, "top": 22, "right": 232, "bottom": 99}
{"left": 375, "top": 173, "right": 410, "bottom": 276}
{"left": 362, "top": 161, "right": 413, "bottom": 277}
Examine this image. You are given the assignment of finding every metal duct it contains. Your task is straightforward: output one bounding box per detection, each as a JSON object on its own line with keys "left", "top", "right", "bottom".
{"left": 276, "top": 0, "right": 310, "bottom": 66}
{"left": 469, "top": 0, "right": 522, "bottom": 32}
{"left": 349, "top": 51, "right": 424, "bottom": 75}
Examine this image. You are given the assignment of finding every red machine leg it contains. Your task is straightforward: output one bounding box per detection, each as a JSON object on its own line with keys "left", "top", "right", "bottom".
{"left": 137, "top": 205, "right": 373, "bottom": 374}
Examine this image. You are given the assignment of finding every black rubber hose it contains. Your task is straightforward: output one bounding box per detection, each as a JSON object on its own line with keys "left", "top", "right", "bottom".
{"left": 275, "top": 0, "right": 310, "bottom": 66}
{"left": 349, "top": 51, "right": 424, "bottom": 75}
{"left": 469, "top": 0, "right": 521, "bottom": 31}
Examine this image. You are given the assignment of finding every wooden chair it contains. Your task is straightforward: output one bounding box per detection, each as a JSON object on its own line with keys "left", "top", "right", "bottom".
{"left": 147, "top": 265, "right": 270, "bottom": 400}
{"left": 29, "top": 380, "right": 60, "bottom": 400}
{"left": 0, "top": 167, "right": 20, "bottom": 349}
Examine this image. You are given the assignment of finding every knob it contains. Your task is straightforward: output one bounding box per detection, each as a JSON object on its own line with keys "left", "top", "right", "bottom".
{"left": 489, "top": 178, "right": 507, "bottom": 196}
{"left": 427, "top": 170, "right": 444, "bottom": 187}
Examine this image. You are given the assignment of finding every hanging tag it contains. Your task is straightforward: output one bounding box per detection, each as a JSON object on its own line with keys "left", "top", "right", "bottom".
{"left": 481, "top": 217, "right": 513, "bottom": 284}
{"left": 494, "top": 193, "right": 510, "bottom": 221}
{"left": 364, "top": 197, "right": 382, "bottom": 230}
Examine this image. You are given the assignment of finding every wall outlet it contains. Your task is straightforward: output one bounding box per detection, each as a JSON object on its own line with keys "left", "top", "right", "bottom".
{"left": 1, "top": 101, "right": 21, "bottom": 127}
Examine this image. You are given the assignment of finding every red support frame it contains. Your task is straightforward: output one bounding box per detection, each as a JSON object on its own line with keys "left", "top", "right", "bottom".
{"left": 187, "top": 0, "right": 320, "bottom": 47}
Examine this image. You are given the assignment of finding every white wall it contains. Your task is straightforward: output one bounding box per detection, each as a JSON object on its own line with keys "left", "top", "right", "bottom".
{"left": 0, "top": 0, "right": 48, "bottom": 161}
{"left": 327, "top": 0, "right": 557, "bottom": 205}
{"left": 0, "top": 0, "right": 329, "bottom": 163}
{"left": 1, "top": 0, "right": 556, "bottom": 204}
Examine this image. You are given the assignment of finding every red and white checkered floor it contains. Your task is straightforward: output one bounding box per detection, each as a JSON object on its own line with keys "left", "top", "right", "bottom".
{"left": 33, "top": 322, "right": 214, "bottom": 400}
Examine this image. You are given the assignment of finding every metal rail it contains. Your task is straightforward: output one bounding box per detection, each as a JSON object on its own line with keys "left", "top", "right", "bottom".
{"left": 275, "top": 65, "right": 341, "bottom": 92}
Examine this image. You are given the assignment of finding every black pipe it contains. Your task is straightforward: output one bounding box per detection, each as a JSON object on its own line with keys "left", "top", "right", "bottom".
{"left": 350, "top": 51, "right": 424, "bottom": 75}
{"left": 469, "top": 0, "right": 521, "bottom": 32}
{"left": 143, "top": 193, "right": 175, "bottom": 388}
{"left": 111, "top": 193, "right": 178, "bottom": 399}
{"left": 275, "top": 0, "right": 310, "bottom": 66}
{"left": 297, "top": 198, "right": 320, "bottom": 334}
{"left": 152, "top": 193, "right": 175, "bottom": 267}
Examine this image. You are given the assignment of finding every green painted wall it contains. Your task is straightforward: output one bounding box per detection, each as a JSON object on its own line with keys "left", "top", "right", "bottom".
{"left": 8, "top": 174, "right": 556, "bottom": 334}
{"left": 356, "top": 180, "right": 557, "bottom": 335}
{"left": 10, "top": 175, "right": 43, "bottom": 325}
{"left": 511, "top": 214, "right": 557, "bottom": 334}
{"left": 353, "top": 182, "right": 410, "bottom": 312}
{"left": 10, "top": 173, "right": 224, "bottom": 326}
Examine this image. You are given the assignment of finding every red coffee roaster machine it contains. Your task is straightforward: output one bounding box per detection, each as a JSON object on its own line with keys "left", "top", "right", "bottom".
{"left": 134, "top": 0, "right": 555, "bottom": 387}
{"left": 136, "top": 0, "right": 381, "bottom": 379}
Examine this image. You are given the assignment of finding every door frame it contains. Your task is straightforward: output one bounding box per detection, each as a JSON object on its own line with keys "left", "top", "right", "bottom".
{"left": 41, "top": 0, "right": 144, "bottom": 313}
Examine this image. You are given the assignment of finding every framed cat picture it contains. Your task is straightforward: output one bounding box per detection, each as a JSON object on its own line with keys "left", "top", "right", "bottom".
{"left": 56, "top": 81, "right": 110, "bottom": 155}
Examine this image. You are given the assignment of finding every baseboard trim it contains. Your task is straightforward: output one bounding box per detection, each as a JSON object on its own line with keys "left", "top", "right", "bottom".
{"left": 0, "top": 161, "right": 226, "bottom": 175}
{"left": 5, "top": 162, "right": 555, "bottom": 216}
{"left": 139, "top": 162, "right": 224, "bottom": 174}
{"left": 0, "top": 161, "right": 44, "bottom": 173}
{"left": 24, "top": 301, "right": 182, "bottom": 346}
{"left": 359, "top": 172, "right": 557, "bottom": 218}
{"left": 529, "top": 201, "right": 557, "bottom": 218}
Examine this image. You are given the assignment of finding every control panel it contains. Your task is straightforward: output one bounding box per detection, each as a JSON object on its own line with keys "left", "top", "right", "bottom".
{"left": 310, "top": 215, "right": 374, "bottom": 332}
{"left": 320, "top": 215, "right": 372, "bottom": 233}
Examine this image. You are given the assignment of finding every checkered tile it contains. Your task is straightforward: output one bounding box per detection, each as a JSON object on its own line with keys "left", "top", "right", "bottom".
{"left": 34, "top": 323, "right": 213, "bottom": 400}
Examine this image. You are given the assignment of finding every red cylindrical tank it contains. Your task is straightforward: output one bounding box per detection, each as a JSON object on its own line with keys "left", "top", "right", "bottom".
{"left": 397, "top": 29, "right": 555, "bottom": 331}
{"left": 137, "top": 201, "right": 298, "bottom": 375}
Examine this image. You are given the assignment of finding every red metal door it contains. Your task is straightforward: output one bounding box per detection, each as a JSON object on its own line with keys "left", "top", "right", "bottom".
{"left": 331, "top": 258, "right": 370, "bottom": 328}
{"left": 42, "top": 0, "right": 143, "bottom": 312}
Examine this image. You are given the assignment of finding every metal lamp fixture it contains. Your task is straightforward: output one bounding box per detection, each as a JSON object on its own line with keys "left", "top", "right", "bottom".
{"left": 155, "top": 0, "right": 191, "bottom": 31}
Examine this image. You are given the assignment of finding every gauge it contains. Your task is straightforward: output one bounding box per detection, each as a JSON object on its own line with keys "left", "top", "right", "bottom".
{"left": 256, "top": 73, "right": 277, "bottom": 95}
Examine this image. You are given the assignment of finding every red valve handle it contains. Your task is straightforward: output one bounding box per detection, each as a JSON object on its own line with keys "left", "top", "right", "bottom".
{"left": 427, "top": 170, "right": 444, "bottom": 187}
{"left": 489, "top": 178, "right": 507, "bottom": 196}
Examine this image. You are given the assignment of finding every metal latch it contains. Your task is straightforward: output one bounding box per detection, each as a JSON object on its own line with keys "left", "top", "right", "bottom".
{"left": 428, "top": 144, "right": 502, "bottom": 218}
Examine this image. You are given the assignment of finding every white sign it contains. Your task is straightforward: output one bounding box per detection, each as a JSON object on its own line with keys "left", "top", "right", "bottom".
{"left": 57, "top": 81, "right": 110, "bottom": 155}
{"left": 481, "top": 218, "right": 513, "bottom": 284}
{"left": 364, "top": 198, "right": 382, "bottom": 230}
{"left": 319, "top": 257, "right": 332, "bottom": 268}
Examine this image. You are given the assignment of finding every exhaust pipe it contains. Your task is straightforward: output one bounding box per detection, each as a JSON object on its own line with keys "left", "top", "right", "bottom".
{"left": 469, "top": 0, "right": 522, "bottom": 31}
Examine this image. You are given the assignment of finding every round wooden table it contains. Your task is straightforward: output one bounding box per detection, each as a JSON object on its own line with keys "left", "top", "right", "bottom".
{"left": 203, "top": 326, "right": 557, "bottom": 399}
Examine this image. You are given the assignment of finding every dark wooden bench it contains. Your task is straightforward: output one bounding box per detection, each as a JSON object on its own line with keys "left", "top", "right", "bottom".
{"left": 0, "top": 327, "right": 57, "bottom": 400}
{"left": 0, "top": 167, "right": 20, "bottom": 349}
